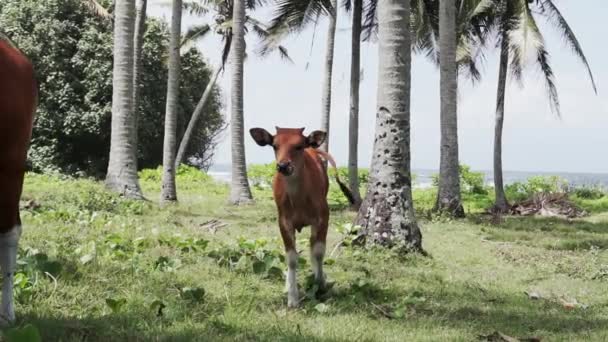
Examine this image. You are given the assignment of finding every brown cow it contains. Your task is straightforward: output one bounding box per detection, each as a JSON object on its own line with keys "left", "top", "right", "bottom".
{"left": 250, "top": 127, "right": 354, "bottom": 308}
{"left": 0, "top": 38, "right": 36, "bottom": 325}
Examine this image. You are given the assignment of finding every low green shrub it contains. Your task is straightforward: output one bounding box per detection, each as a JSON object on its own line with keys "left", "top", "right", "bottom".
{"left": 431, "top": 164, "right": 488, "bottom": 195}
{"left": 505, "top": 175, "right": 568, "bottom": 202}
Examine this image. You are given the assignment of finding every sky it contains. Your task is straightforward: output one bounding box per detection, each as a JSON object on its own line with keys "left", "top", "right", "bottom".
{"left": 148, "top": 0, "right": 608, "bottom": 174}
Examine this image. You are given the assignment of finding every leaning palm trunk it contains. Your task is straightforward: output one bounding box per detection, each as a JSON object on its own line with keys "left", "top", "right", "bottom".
{"left": 175, "top": 67, "right": 222, "bottom": 167}
{"left": 106, "top": 0, "right": 143, "bottom": 199}
{"left": 132, "top": 0, "right": 147, "bottom": 158}
{"left": 493, "top": 40, "right": 509, "bottom": 212}
{"left": 348, "top": 0, "right": 362, "bottom": 208}
{"left": 230, "top": 0, "right": 253, "bottom": 204}
{"left": 355, "top": 0, "right": 422, "bottom": 252}
{"left": 435, "top": 0, "right": 464, "bottom": 217}
{"left": 319, "top": 0, "right": 337, "bottom": 152}
{"left": 160, "top": 0, "right": 182, "bottom": 203}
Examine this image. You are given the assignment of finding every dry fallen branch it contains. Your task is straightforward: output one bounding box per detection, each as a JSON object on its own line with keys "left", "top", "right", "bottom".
{"left": 488, "top": 193, "right": 587, "bottom": 219}
{"left": 198, "top": 219, "right": 227, "bottom": 234}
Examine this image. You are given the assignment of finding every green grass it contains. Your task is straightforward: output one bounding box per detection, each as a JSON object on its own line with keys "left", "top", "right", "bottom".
{"left": 5, "top": 169, "right": 608, "bottom": 341}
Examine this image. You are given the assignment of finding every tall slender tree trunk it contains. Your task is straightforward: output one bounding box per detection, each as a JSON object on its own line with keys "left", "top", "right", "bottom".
{"left": 106, "top": 0, "right": 143, "bottom": 199}
{"left": 493, "top": 40, "right": 509, "bottom": 212}
{"left": 319, "top": 0, "right": 337, "bottom": 152}
{"left": 230, "top": 0, "right": 253, "bottom": 204}
{"left": 133, "top": 0, "right": 147, "bottom": 160}
{"left": 348, "top": 0, "right": 362, "bottom": 208}
{"left": 435, "top": 0, "right": 464, "bottom": 217}
{"left": 175, "top": 66, "right": 222, "bottom": 168}
{"left": 355, "top": 0, "right": 422, "bottom": 252}
{"left": 160, "top": 0, "right": 182, "bottom": 203}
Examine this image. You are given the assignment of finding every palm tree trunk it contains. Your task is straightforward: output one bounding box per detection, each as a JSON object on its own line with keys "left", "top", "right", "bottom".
{"left": 319, "top": 0, "right": 337, "bottom": 153}
{"left": 493, "top": 40, "right": 509, "bottom": 212}
{"left": 132, "top": 0, "right": 147, "bottom": 161}
{"left": 175, "top": 66, "right": 222, "bottom": 168}
{"left": 160, "top": 0, "right": 182, "bottom": 203}
{"left": 355, "top": 0, "right": 422, "bottom": 252}
{"left": 435, "top": 0, "right": 464, "bottom": 218}
{"left": 106, "top": 0, "right": 143, "bottom": 199}
{"left": 348, "top": 0, "right": 362, "bottom": 209}
{"left": 230, "top": 0, "right": 253, "bottom": 204}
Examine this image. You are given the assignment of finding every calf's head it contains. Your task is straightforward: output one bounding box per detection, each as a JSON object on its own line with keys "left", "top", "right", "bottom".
{"left": 249, "top": 127, "right": 326, "bottom": 177}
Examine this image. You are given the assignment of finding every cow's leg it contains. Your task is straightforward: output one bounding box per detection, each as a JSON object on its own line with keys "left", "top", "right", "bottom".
{"left": 310, "top": 221, "right": 328, "bottom": 290}
{"left": 0, "top": 224, "right": 21, "bottom": 325}
{"left": 279, "top": 218, "right": 298, "bottom": 308}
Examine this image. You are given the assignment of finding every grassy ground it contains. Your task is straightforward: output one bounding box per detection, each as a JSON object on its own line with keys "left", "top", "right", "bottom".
{"left": 4, "top": 169, "right": 608, "bottom": 341}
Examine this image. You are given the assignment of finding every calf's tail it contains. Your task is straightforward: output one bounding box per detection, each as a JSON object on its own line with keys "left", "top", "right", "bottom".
{"left": 316, "top": 150, "right": 356, "bottom": 206}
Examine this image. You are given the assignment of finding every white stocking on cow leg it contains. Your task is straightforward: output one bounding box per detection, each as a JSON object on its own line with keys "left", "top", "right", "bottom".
{"left": 0, "top": 225, "right": 21, "bottom": 325}
{"left": 311, "top": 225, "right": 327, "bottom": 290}
{"left": 310, "top": 241, "right": 326, "bottom": 289}
{"left": 285, "top": 249, "right": 299, "bottom": 308}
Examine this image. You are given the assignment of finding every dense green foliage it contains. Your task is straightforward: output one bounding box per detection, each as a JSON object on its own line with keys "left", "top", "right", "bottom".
{"left": 432, "top": 164, "right": 488, "bottom": 195}
{"left": 0, "top": 0, "right": 223, "bottom": 177}
{"left": 8, "top": 170, "right": 608, "bottom": 340}
{"left": 505, "top": 175, "right": 569, "bottom": 202}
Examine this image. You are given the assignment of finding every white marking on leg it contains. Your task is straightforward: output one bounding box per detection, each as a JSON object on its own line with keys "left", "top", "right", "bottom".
{"left": 286, "top": 249, "right": 298, "bottom": 308}
{"left": 0, "top": 225, "right": 21, "bottom": 325}
{"left": 311, "top": 242, "right": 326, "bottom": 287}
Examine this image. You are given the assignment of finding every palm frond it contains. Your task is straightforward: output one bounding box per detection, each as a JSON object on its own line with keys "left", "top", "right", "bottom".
{"left": 361, "top": 0, "right": 377, "bottom": 41}
{"left": 342, "top": 0, "right": 352, "bottom": 13}
{"left": 277, "top": 45, "right": 294, "bottom": 64}
{"left": 267, "top": 0, "right": 333, "bottom": 36}
{"left": 183, "top": 1, "right": 210, "bottom": 16}
{"left": 82, "top": 0, "right": 112, "bottom": 20}
{"left": 536, "top": 46, "right": 560, "bottom": 117}
{"left": 520, "top": 1, "right": 561, "bottom": 116}
{"left": 220, "top": 32, "right": 232, "bottom": 70}
{"left": 538, "top": 0, "right": 597, "bottom": 93}
{"left": 181, "top": 24, "right": 211, "bottom": 47}
{"left": 247, "top": 0, "right": 269, "bottom": 10}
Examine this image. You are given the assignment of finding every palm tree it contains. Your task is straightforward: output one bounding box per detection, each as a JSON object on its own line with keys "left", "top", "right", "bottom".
{"left": 229, "top": 0, "right": 252, "bottom": 204}
{"left": 483, "top": 0, "right": 596, "bottom": 212}
{"left": 435, "top": 0, "right": 464, "bottom": 217}
{"left": 319, "top": 0, "right": 337, "bottom": 152}
{"left": 133, "top": 0, "right": 147, "bottom": 166}
{"left": 347, "top": 0, "right": 363, "bottom": 208}
{"left": 106, "top": 0, "right": 144, "bottom": 199}
{"left": 355, "top": 0, "right": 422, "bottom": 251}
{"left": 174, "top": 0, "right": 292, "bottom": 168}
{"left": 160, "top": 0, "right": 182, "bottom": 203}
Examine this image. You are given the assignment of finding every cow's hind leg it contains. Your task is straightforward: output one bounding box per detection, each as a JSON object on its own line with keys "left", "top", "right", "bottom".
{"left": 279, "top": 219, "right": 298, "bottom": 308}
{"left": 0, "top": 224, "right": 21, "bottom": 325}
{"left": 310, "top": 222, "right": 327, "bottom": 290}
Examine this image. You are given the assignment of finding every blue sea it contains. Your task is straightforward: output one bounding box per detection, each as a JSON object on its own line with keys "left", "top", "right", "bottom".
{"left": 208, "top": 164, "right": 608, "bottom": 189}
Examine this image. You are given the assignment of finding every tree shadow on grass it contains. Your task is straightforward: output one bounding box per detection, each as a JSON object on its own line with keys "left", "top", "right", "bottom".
{"left": 313, "top": 277, "right": 608, "bottom": 339}
{"left": 11, "top": 312, "right": 345, "bottom": 342}
{"left": 494, "top": 216, "right": 608, "bottom": 235}
{"left": 468, "top": 215, "right": 608, "bottom": 250}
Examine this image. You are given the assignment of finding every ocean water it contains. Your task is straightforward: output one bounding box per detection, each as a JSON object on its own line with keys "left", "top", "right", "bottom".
{"left": 208, "top": 164, "right": 608, "bottom": 189}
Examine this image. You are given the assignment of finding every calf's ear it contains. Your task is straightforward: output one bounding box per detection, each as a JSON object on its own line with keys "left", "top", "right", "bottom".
{"left": 306, "top": 130, "right": 326, "bottom": 149}
{"left": 250, "top": 128, "right": 273, "bottom": 146}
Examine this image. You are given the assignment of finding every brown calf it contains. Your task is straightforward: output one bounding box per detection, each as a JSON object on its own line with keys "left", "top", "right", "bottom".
{"left": 250, "top": 127, "right": 354, "bottom": 307}
{"left": 0, "top": 38, "right": 36, "bottom": 325}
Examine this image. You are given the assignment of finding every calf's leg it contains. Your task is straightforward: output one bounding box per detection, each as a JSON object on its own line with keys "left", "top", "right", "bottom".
{"left": 310, "top": 222, "right": 328, "bottom": 289}
{"left": 0, "top": 224, "right": 21, "bottom": 325}
{"left": 279, "top": 218, "right": 298, "bottom": 308}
